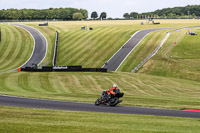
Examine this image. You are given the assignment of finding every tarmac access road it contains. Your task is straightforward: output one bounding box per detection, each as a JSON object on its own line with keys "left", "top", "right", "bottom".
{"left": 103, "top": 28, "right": 171, "bottom": 71}
{"left": 13, "top": 24, "right": 47, "bottom": 68}
{"left": 0, "top": 95, "right": 200, "bottom": 119}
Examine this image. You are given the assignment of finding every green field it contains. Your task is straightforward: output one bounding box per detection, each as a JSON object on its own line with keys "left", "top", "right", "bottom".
{"left": 139, "top": 28, "right": 200, "bottom": 81}
{"left": 0, "top": 24, "right": 34, "bottom": 71}
{"left": 0, "top": 106, "right": 199, "bottom": 133}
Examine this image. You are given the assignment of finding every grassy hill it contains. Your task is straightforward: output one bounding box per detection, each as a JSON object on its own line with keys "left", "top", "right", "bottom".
{"left": 56, "top": 25, "right": 137, "bottom": 67}
{"left": 23, "top": 19, "right": 200, "bottom": 68}
{"left": 0, "top": 24, "right": 33, "bottom": 71}
{"left": 139, "top": 28, "right": 200, "bottom": 81}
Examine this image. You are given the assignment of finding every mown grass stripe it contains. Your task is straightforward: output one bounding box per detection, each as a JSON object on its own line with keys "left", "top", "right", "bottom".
{"left": 58, "top": 31, "right": 90, "bottom": 58}
{"left": 48, "top": 72, "right": 67, "bottom": 93}
{"left": 58, "top": 27, "right": 110, "bottom": 66}
{"left": 58, "top": 27, "right": 102, "bottom": 51}
{"left": 80, "top": 27, "right": 126, "bottom": 63}
{"left": 39, "top": 73, "right": 56, "bottom": 93}
{"left": 65, "top": 27, "right": 121, "bottom": 66}
{"left": 66, "top": 75, "right": 82, "bottom": 93}
{"left": 81, "top": 75, "right": 100, "bottom": 93}
{"left": 148, "top": 79, "right": 186, "bottom": 96}
{"left": 73, "top": 27, "right": 120, "bottom": 67}
{"left": 0, "top": 25, "right": 33, "bottom": 70}
{"left": 0, "top": 26, "right": 23, "bottom": 70}
{"left": 119, "top": 78, "right": 150, "bottom": 96}
{"left": 27, "top": 72, "right": 49, "bottom": 93}
{"left": 17, "top": 72, "right": 37, "bottom": 92}
{"left": 0, "top": 26, "right": 9, "bottom": 59}
{"left": 89, "top": 28, "right": 136, "bottom": 67}
{"left": 0, "top": 72, "right": 14, "bottom": 92}
{"left": 0, "top": 25, "right": 17, "bottom": 66}
{"left": 57, "top": 30, "right": 94, "bottom": 61}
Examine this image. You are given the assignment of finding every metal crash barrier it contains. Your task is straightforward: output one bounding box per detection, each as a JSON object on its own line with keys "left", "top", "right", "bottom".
{"left": 20, "top": 65, "right": 107, "bottom": 72}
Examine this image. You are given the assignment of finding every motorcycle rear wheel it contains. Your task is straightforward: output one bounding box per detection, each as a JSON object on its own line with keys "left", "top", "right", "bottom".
{"left": 109, "top": 97, "right": 119, "bottom": 107}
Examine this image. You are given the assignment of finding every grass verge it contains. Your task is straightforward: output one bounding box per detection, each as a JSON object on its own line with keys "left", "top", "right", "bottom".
{"left": 0, "top": 106, "right": 199, "bottom": 133}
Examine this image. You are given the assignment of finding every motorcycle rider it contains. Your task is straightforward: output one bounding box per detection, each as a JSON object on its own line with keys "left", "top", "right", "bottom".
{"left": 106, "top": 84, "right": 119, "bottom": 98}
{"left": 95, "top": 83, "right": 124, "bottom": 106}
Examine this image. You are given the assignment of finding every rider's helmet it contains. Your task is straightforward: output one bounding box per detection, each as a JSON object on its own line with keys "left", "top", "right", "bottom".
{"left": 113, "top": 84, "right": 118, "bottom": 88}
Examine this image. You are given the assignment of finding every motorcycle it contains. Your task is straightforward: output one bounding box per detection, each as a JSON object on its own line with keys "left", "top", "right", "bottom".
{"left": 95, "top": 89, "right": 124, "bottom": 106}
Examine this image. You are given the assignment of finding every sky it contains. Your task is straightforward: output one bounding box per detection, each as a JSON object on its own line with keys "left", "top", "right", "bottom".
{"left": 0, "top": 0, "right": 200, "bottom": 18}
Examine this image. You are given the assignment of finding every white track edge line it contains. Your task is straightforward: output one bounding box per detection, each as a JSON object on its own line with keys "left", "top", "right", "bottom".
{"left": 115, "top": 31, "right": 151, "bottom": 71}
{"left": 12, "top": 24, "right": 36, "bottom": 70}
{"left": 30, "top": 25, "right": 48, "bottom": 66}
{"left": 101, "top": 30, "right": 141, "bottom": 68}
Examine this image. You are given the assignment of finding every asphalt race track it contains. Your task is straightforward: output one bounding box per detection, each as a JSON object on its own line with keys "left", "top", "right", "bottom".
{"left": 13, "top": 24, "right": 47, "bottom": 68}
{"left": 103, "top": 28, "right": 170, "bottom": 71}
{"left": 0, "top": 95, "right": 200, "bottom": 118}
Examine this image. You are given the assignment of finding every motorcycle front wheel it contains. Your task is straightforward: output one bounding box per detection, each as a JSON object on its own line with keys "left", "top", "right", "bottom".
{"left": 95, "top": 98, "right": 101, "bottom": 106}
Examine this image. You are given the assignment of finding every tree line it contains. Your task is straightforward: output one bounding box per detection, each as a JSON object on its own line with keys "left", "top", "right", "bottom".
{"left": 0, "top": 8, "right": 88, "bottom": 20}
{"left": 123, "top": 5, "right": 200, "bottom": 19}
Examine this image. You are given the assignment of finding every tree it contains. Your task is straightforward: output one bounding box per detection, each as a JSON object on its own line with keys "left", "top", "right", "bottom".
{"left": 80, "top": 9, "right": 88, "bottom": 19}
{"left": 130, "top": 12, "right": 138, "bottom": 19}
{"left": 59, "top": 8, "right": 70, "bottom": 19}
{"left": 100, "top": 12, "right": 107, "bottom": 20}
{"left": 191, "top": 13, "right": 196, "bottom": 18}
{"left": 91, "top": 11, "right": 98, "bottom": 19}
{"left": 123, "top": 13, "right": 130, "bottom": 19}
{"left": 73, "top": 13, "right": 83, "bottom": 20}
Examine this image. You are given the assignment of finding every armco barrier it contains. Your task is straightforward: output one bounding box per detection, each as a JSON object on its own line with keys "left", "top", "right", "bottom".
{"left": 21, "top": 66, "right": 107, "bottom": 72}
{"left": 52, "top": 31, "right": 59, "bottom": 66}
{"left": 131, "top": 32, "right": 170, "bottom": 73}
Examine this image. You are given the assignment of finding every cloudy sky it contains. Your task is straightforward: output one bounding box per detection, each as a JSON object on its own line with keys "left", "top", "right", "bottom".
{"left": 0, "top": 0, "right": 199, "bottom": 18}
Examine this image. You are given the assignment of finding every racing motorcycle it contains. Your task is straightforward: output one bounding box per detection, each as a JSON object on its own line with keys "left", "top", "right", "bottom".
{"left": 95, "top": 89, "right": 124, "bottom": 106}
